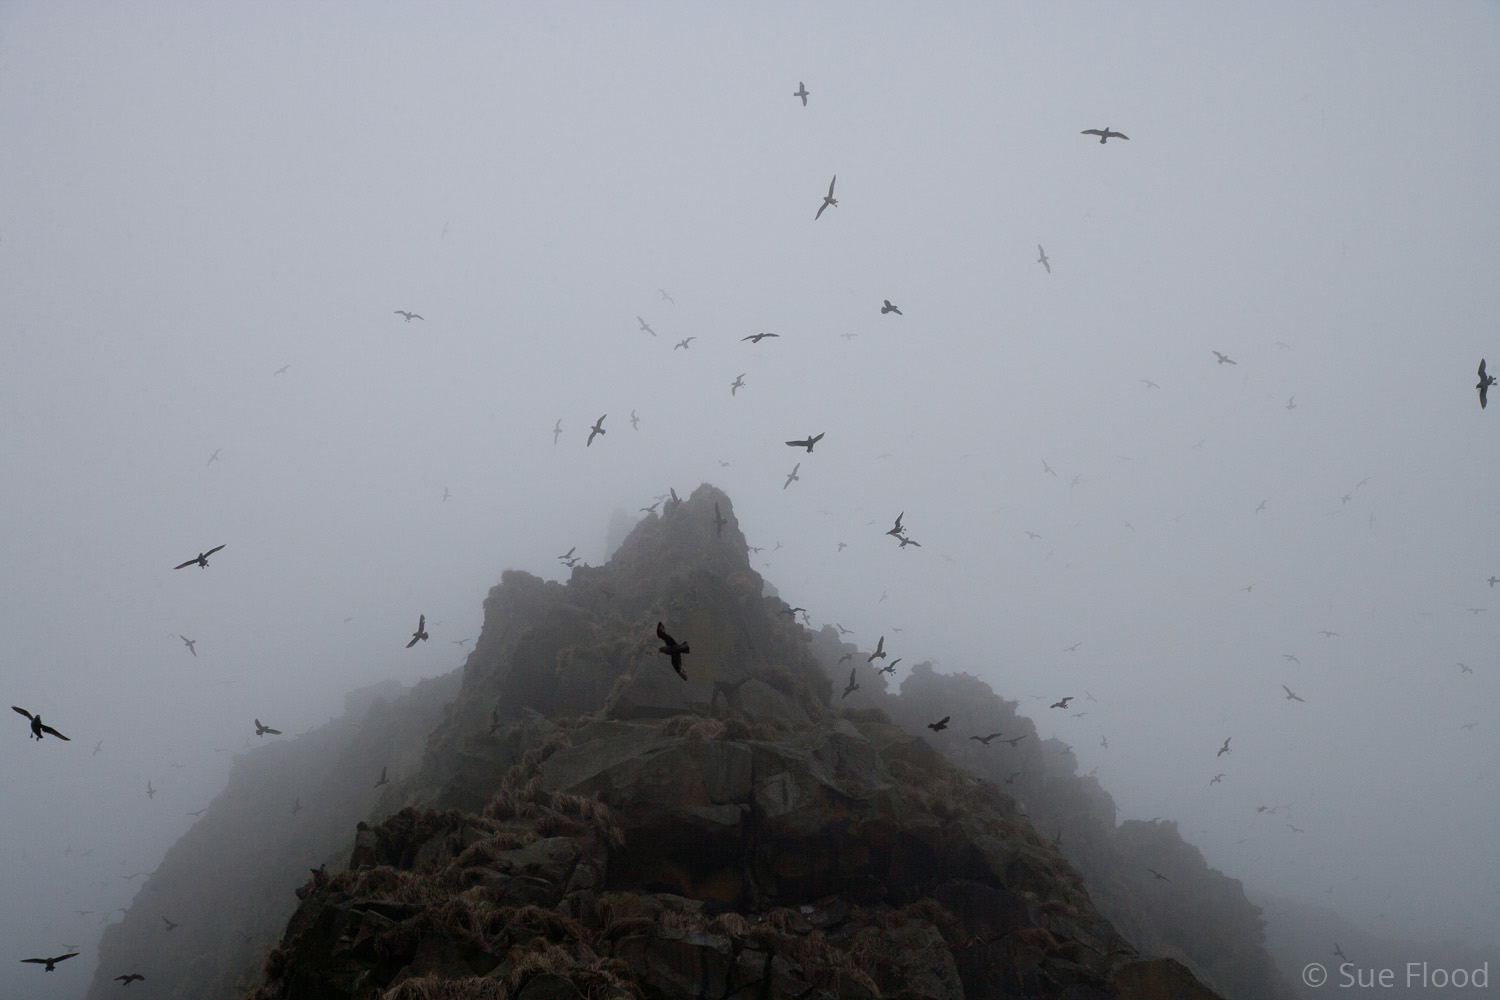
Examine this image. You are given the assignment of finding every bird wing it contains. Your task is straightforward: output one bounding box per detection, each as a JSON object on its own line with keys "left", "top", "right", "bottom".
{"left": 12, "top": 705, "right": 34, "bottom": 721}
{"left": 815, "top": 202, "right": 827, "bottom": 220}
{"left": 811, "top": 433, "right": 824, "bottom": 445}
{"left": 656, "top": 622, "right": 676, "bottom": 646}
{"left": 1111, "top": 131, "right": 1129, "bottom": 139}
{"left": 173, "top": 558, "right": 197, "bottom": 569}
{"left": 1481, "top": 358, "right": 1489, "bottom": 379}
{"left": 204, "top": 544, "right": 226, "bottom": 558}
{"left": 417, "top": 614, "right": 425, "bottom": 631}
{"left": 1081, "top": 129, "right": 1104, "bottom": 136}
{"left": 827, "top": 175, "right": 837, "bottom": 196}
{"left": 40, "top": 724, "right": 69, "bottom": 740}
{"left": 848, "top": 666, "right": 857, "bottom": 687}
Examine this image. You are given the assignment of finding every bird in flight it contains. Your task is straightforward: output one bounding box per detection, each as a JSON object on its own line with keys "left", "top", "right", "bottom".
{"left": 815, "top": 175, "right": 838, "bottom": 220}
{"left": 162, "top": 916, "right": 179, "bottom": 931}
{"left": 558, "top": 547, "right": 576, "bottom": 563}
{"left": 1479, "top": 359, "right": 1496, "bottom": 409}
{"left": 730, "top": 374, "right": 746, "bottom": 396}
{"left": 783, "top": 463, "right": 800, "bottom": 489}
{"left": 552, "top": 419, "right": 562, "bottom": 445}
{"left": 1036, "top": 245, "right": 1051, "bottom": 273}
{"left": 587, "top": 415, "right": 607, "bottom": 447}
{"left": 659, "top": 288, "right": 675, "bottom": 304}
{"left": 1282, "top": 653, "right": 1300, "bottom": 664}
{"left": 1318, "top": 630, "right": 1339, "bottom": 638}
{"left": 1212, "top": 351, "right": 1236, "bottom": 365}
{"left": 1209, "top": 774, "right": 1224, "bottom": 786}
{"left": 21, "top": 953, "right": 78, "bottom": 972}
{"left": 794, "top": 81, "right": 809, "bottom": 106}
{"left": 876, "top": 660, "right": 899, "bottom": 676}
{"left": 897, "top": 535, "right": 921, "bottom": 548}
{"left": 1024, "top": 531, "right": 1042, "bottom": 540}
{"left": 180, "top": 636, "right": 197, "bottom": 657}
{"left": 186, "top": 808, "right": 207, "bottom": 817}
{"left": 274, "top": 364, "right": 291, "bottom": 375}
{"left": 442, "top": 487, "right": 451, "bottom": 502}
{"left": 12, "top": 706, "right": 69, "bottom": 741}
{"left": 1459, "top": 663, "right": 1473, "bottom": 674}
{"left": 146, "top": 781, "right": 156, "bottom": 799}
{"left": 375, "top": 766, "right": 389, "bottom": 787}
{"left": 1042, "top": 458, "right": 1056, "bottom": 476}
{"left": 743, "top": 332, "right": 779, "bottom": 343}
{"left": 394, "top": 310, "right": 423, "bottom": 322}
{"left": 406, "top": 614, "right": 429, "bottom": 648}
{"left": 1081, "top": 127, "right": 1129, "bottom": 143}
{"left": 208, "top": 448, "right": 221, "bottom": 465}
{"left": 835, "top": 623, "right": 853, "bottom": 636}
{"left": 1488, "top": 576, "right": 1498, "bottom": 588}
{"left": 1145, "top": 868, "right": 1171, "bottom": 883}
{"left": 886, "top": 513, "right": 905, "bottom": 538}
{"left": 1217, "top": 737, "right": 1231, "bottom": 757}
{"left": 786, "top": 432, "right": 824, "bottom": 452}
{"left": 927, "top": 716, "right": 950, "bottom": 732}
{"left": 1062, "top": 642, "right": 1082, "bottom": 653}
{"left": 656, "top": 622, "right": 690, "bottom": 679}
{"left": 673, "top": 337, "right": 696, "bottom": 351}
{"left": 254, "top": 719, "right": 281, "bottom": 736}
{"left": 1001, "top": 735, "right": 1026, "bottom": 747}
{"left": 1334, "top": 944, "right": 1349, "bottom": 963}
{"left": 880, "top": 299, "right": 902, "bottom": 315}
{"left": 1050, "top": 697, "right": 1073, "bottom": 709}
{"left": 841, "top": 667, "right": 859, "bottom": 699}
{"left": 292, "top": 797, "right": 303, "bottom": 815}
{"left": 115, "top": 973, "right": 146, "bottom": 985}
{"left": 636, "top": 316, "right": 656, "bottom": 336}
{"left": 1282, "top": 684, "right": 1305, "bottom": 703}
{"left": 1286, "top": 396, "right": 1296, "bottom": 410}
{"left": 1460, "top": 722, "right": 1478, "bottom": 731}
{"left": 970, "top": 732, "right": 1004, "bottom": 746}
{"left": 1140, "top": 379, "right": 1159, "bottom": 389}
{"left": 174, "top": 544, "right": 226, "bottom": 570}
{"left": 867, "top": 635, "right": 887, "bottom": 662}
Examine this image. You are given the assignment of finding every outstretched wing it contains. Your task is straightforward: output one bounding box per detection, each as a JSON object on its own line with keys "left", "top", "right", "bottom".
{"left": 204, "top": 544, "right": 226, "bottom": 558}
{"left": 656, "top": 621, "right": 676, "bottom": 647}
{"left": 40, "top": 724, "right": 69, "bottom": 740}
{"left": 173, "top": 558, "right": 197, "bottom": 569}
{"left": 827, "top": 174, "right": 837, "bottom": 197}
{"left": 1480, "top": 358, "right": 1489, "bottom": 379}
{"left": 1081, "top": 129, "right": 1104, "bottom": 136}
{"left": 12, "top": 705, "right": 34, "bottom": 721}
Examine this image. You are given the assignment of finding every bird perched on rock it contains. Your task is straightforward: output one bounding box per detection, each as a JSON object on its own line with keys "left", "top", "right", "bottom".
{"left": 12, "top": 706, "right": 69, "bottom": 741}
{"left": 656, "top": 623, "right": 690, "bottom": 679}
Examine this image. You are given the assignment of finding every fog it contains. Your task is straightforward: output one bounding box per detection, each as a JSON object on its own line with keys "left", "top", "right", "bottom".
{"left": 2, "top": 3, "right": 1497, "bottom": 995}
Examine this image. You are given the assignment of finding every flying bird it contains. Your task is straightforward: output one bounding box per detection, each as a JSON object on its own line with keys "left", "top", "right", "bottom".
{"left": 659, "top": 288, "right": 675, "bottom": 304}
{"left": 866, "top": 635, "right": 887, "bottom": 663}
{"left": 1036, "top": 245, "right": 1050, "bottom": 273}
{"left": 886, "top": 513, "right": 905, "bottom": 538}
{"left": 1488, "top": 576, "right": 1498, "bottom": 588}
{"left": 1318, "top": 630, "right": 1339, "bottom": 638}
{"left": 1140, "top": 379, "right": 1159, "bottom": 389}
{"left": 927, "top": 716, "right": 950, "bottom": 732}
{"left": 1478, "top": 358, "right": 1496, "bottom": 409}
{"left": 176, "top": 635, "right": 197, "bottom": 657}
{"left": 162, "top": 916, "right": 179, "bottom": 931}
{"left": 1212, "top": 351, "right": 1236, "bottom": 366}
{"left": 673, "top": 337, "right": 696, "bottom": 351}
{"left": 835, "top": 623, "right": 853, "bottom": 636}
{"left": 1282, "top": 684, "right": 1305, "bottom": 703}
{"left": 1050, "top": 697, "right": 1073, "bottom": 709}
{"left": 1062, "top": 642, "right": 1082, "bottom": 653}
{"left": 254, "top": 719, "right": 281, "bottom": 736}
{"left": 656, "top": 622, "right": 690, "bottom": 679}
{"left": 793, "top": 81, "right": 809, "bottom": 106}
{"left": 406, "top": 614, "right": 429, "bottom": 648}
{"left": 375, "top": 766, "right": 389, "bottom": 787}
{"left": 880, "top": 299, "right": 902, "bottom": 315}
{"left": 1459, "top": 663, "right": 1473, "bottom": 674}
{"left": 146, "top": 781, "right": 155, "bottom": 799}
{"left": 442, "top": 487, "right": 451, "bottom": 502}
{"left": 1334, "top": 943, "right": 1349, "bottom": 963}
{"left": 11, "top": 706, "right": 68, "bottom": 741}
{"left": 185, "top": 808, "right": 206, "bottom": 817}
{"left": 394, "top": 310, "right": 423, "bottom": 322}
{"left": 1286, "top": 396, "right": 1296, "bottom": 410}
{"left": 1081, "top": 127, "right": 1129, "bottom": 143}
{"left": 274, "top": 364, "right": 291, "bottom": 375}
{"left": 1145, "top": 868, "right": 1171, "bottom": 883}
{"left": 558, "top": 547, "right": 576, "bottom": 563}
{"left": 730, "top": 374, "right": 746, "bottom": 396}
{"left": 21, "top": 953, "right": 78, "bottom": 971}
{"left": 587, "top": 415, "right": 607, "bottom": 447}
{"left": 815, "top": 174, "right": 838, "bottom": 220}
{"left": 1209, "top": 774, "right": 1224, "bottom": 785}
{"left": 291, "top": 797, "right": 303, "bottom": 815}
{"left": 970, "top": 733, "right": 1004, "bottom": 746}
{"left": 897, "top": 536, "right": 921, "bottom": 548}
{"left": 629, "top": 409, "right": 640, "bottom": 430}
{"left": 841, "top": 667, "right": 859, "bottom": 699}
{"left": 783, "top": 463, "right": 800, "bottom": 489}
{"left": 714, "top": 503, "right": 728, "bottom": 536}
{"left": 1217, "top": 738, "right": 1231, "bottom": 757}
{"left": 636, "top": 316, "right": 656, "bottom": 336}
{"left": 786, "top": 432, "right": 825, "bottom": 452}
{"left": 174, "top": 544, "right": 226, "bottom": 570}
{"left": 115, "top": 973, "right": 146, "bottom": 985}
{"left": 207, "top": 448, "right": 221, "bottom": 465}
{"left": 742, "top": 332, "right": 779, "bottom": 343}
{"left": 1282, "top": 653, "right": 1300, "bottom": 664}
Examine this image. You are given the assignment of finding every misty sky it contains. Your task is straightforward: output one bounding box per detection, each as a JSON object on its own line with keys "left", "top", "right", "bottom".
{"left": 2, "top": 3, "right": 1498, "bottom": 995}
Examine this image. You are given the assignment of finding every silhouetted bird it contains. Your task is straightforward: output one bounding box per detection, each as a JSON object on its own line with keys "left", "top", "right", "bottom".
{"left": 1140, "top": 379, "right": 1159, "bottom": 389}
{"left": 174, "top": 544, "right": 226, "bottom": 569}
{"left": 714, "top": 503, "right": 728, "bottom": 536}
{"left": 1478, "top": 359, "right": 1495, "bottom": 409}
{"left": 674, "top": 337, "right": 696, "bottom": 351}
{"left": 21, "top": 953, "right": 78, "bottom": 971}
{"left": 656, "top": 622, "right": 690, "bottom": 679}
{"left": 1062, "top": 642, "right": 1082, "bottom": 653}
{"left": 1282, "top": 684, "right": 1305, "bottom": 703}
{"left": 1283, "top": 653, "right": 1300, "bottom": 664}
{"left": 254, "top": 719, "right": 281, "bottom": 736}
{"left": 1145, "top": 868, "right": 1170, "bottom": 882}
{"left": 630, "top": 410, "right": 639, "bottom": 430}
{"left": 1459, "top": 663, "right": 1473, "bottom": 674}
{"left": 867, "top": 635, "right": 887, "bottom": 662}
{"left": 208, "top": 448, "right": 221, "bottom": 465}
{"left": 815, "top": 175, "right": 838, "bottom": 220}
{"left": 786, "top": 432, "right": 824, "bottom": 452}
{"left": 794, "top": 81, "right": 809, "bottom": 106}
{"left": 394, "top": 310, "right": 423, "bottom": 322}
{"left": 12, "top": 706, "right": 68, "bottom": 741}
{"left": 743, "top": 332, "right": 779, "bottom": 343}
{"left": 659, "top": 288, "right": 674, "bottom": 304}
{"left": 1334, "top": 943, "right": 1349, "bottom": 963}
{"left": 1217, "top": 737, "right": 1231, "bottom": 757}
{"left": 784, "top": 463, "right": 800, "bottom": 489}
{"left": 587, "top": 414, "right": 606, "bottom": 446}
{"left": 1037, "top": 245, "right": 1050, "bottom": 273}
{"left": 115, "top": 973, "right": 146, "bottom": 985}
{"left": 881, "top": 299, "right": 902, "bottom": 315}
{"left": 274, "top": 364, "right": 291, "bottom": 375}
{"left": 1209, "top": 774, "right": 1224, "bottom": 786}
{"left": 1488, "top": 576, "right": 1498, "bottom": 588}
{"left": 1286, "top": 396, "right": 1296, "bottom": 410}
{"left": 162, "top": 916, "right": 179, "bottom": 931}
{"left": 1318, "top": 630, "right": 1339, "bottom": 638}
{"left": 897, "top": 536, "right": 921, "bottom": 548}
{"left": 292, "top": 797, "right": 303, "bottom": 815}
{"left": 970, "top": 733, "right": 1003, "bottom": 746}
{"left": 886, "top": 513, "right": 905, "bottom": 538}
{"left": 406, "top": 614, "right": 429, "bottom": 648}
{"left": 1001, "top": 736, "right": 1026, "bottom": 747}
{"left": 731, "top": 374, "right": 746, "bottom": 395}
{"left": 186, "top": 808, "right": 206, "bottom": 817}
{"left": 838, "top": 652, "right": 854, "bottom": 665}
{"left": 553, "top": 420, "right": 562, "bottom": 444}
{"left": 636, "top": 316, "right": 655, "bottom": 336}
{"left": 146, "top": 781, "right": 155, "bottom": 799}
{"left": 841, "top": 667, "right": 859, "bottom": 699}
{"left": 927, "top": 716, "right": 950, "bottom": 732}
{"left": 1212, "top": 351, "right": 1236, "bottom": 366}
{"left": 1050, "top": 697, "right": 1073, "bottom": 709}
{"left": 1081, "top": 127, "right": 1129, "bottom": 143}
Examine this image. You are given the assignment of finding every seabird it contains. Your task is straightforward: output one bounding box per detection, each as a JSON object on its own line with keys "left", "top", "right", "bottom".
{"left": 254, "top": 719, "right": 282, "bottom": 736}
{"left": 146, "top": 781, "right": 155, "bottom": 799}
{"left": 659, "top": 288, "right": 675, "bottom": 304}
{"left": 1081, "top": 127, "right": 1129, "bottom": 143}
{"left": 1318, "top": 630, "right": 1339, "bottom": 638}
{"left": 1479, "top": 359, "right": 1496, "bottom": 409}
{"left": 838, "top": 652, "right": 854, "bottom": 665}
{"left": 394, "top": 311, "right": 423, "bottom": 322}
{"left": 442, "top": 487, "right": 451, "bottom": 502}
{"left": 674, "top": 337, "right": 696, "bottom": 350}
{"left": 880, "top": 299, "right": 902, "bottom": 315}
{"left": 21, "top": 953, "right": 78, "bottom": 971}
{"left": 876, "top": 660, "right": 898, "bottom": 675}
{"left": 552, "top": 419, "right": 563, "bottom": 444}
{"left": 207, "top": 448, "right": 221, "bottom": 465}
{"left": 1282, "top": 684, "right": 1305, "bottom": 703}
{"left": 841, "top": 667, "right": 859, "bottom": 699}
{"left": 815, "top": 175, "right": 838, "bottom": 220}
{"left": 1334, "top": 944, "right": 1349, "bottom": 963}
{"left": 162, "top": 916, "right": 179, "bottom": 931}
{"left": 970, "top": 733, "right": 1003, "bottom": 746}
{"left": 835, "top": 623, "right": 853, "bottom": 636}
{"left": 587, "top": 415, "right": 606, "bottom": 447}
{"left": 1140, "top": 379, "right": 1159, "bottom": 389}
{"left": 1145, "top": 868, "right": 1171, "bottom": 882}
{"left": 731, "top": 374, "right": 746, "bottom": 396}
{"left": 886, "top": 513, "right": 905, "bottom": 538}
{"left": 1209, "top": 774, "right": 1224, "bottom": 785}
{"left": 558, "top": 547, "right": 576, "bottom": 563}
{"left": 1217, "top": 737, "right": 1231, "bottom": 757}
{"left": 274, "top": 364, "right": 291, "bottom": 375}
{"left": 174, "top": 544, "right": 226, "bottom": 570}
{"left": 656, "top": 622, "right": 690, "bottom": 679}
{"left": 786, "top": 432, "right": 824, "bottom": 452}
{"left": 186, "top": 808, "right": 207, "bottom": 817}
{"left": 783, "top": 463, "right": 800, "bottom": 489}
{"left": 897, "top": 536, "right": 921, "bottom": 548}
{"left": 406, "top": 614, "right": 429, "bottom": 648}
{"left": 927, "top": 716, "right": 950, "bottom": 732}
{"left": 636, "top": 316, "right": 656, "bottom": 336}
{"left": 742, "top": 332, "right": 779, "bottom": 343}
{"left": 630, "top": 410, "right": 640, "bottom": 430}
{"left": 1037, "top": 245, "right": 1050, "bottom": 273}
{"left": 1487, "top": 576, "right": 1498, "bottom": 588}
{"left": 292, "top": 797, "right": 303, "bottom": 815}
{"left": 867, "top": 636, "right": 887, "bottom": 662}
{"left": 1286, "top": 396, "right": 1296, "bottom": 410}
{"left": 11, "top": 706, "right": 68, "bottom": 741}
{"left": 115, "top": 973, "right": 146, "bottom": 985}
{"left": 1282, "top": 653, "right": 1300, "bottom": 664}
{"left": 794, "top": 81, "right": 809, "bottom": 106}
{"left": 1459, "top": 663, "right": 1473, "bottom": 674}
{"left": 1050, "top": 697, "right": 1073, "bottom": 709}
{"left": 180, "top": 636, "right": 197, "bottom": 656}
{"left": 1062, "top": 642, "right": 1082, "bottom": 653}
{"left": 1212, "top": 351, "right": 1236, "bottom": 365}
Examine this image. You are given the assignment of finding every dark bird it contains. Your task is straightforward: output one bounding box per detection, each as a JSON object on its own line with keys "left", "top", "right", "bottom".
{"left": 970, "top": 733, "right": 1004, "bottom": 746}
{"left": 406, "top": 614, "right": 429, "bottom": 648}
{"left": 886, "top": 513, "right": 905, "bottom": 538}
{"left": 630, "top": 409, "right": 639, "bottom": 430}
{"left": 1025, "top": 531, "right": 1042, "bottom": 540}
{"left": 743, "top": 332, "right": 779, "bottom": 343}
{"left": 778, "top": 606, "right": 806, "bottom": 618}
{"left": 1037, "top": 245, "right": 1050, "bottom": 273}
{"left": 207, "top": 448, "right": 221, "bottom": 465}
{"left": 1140, "top": 379, "right": 1159, "bottom": 389}
{"left": 815, "top": 174, "right": 838, "bottom": 220}
{"left": 794, "top": 81, "right": 809, "bottom": 106}
{"left": 93, "top": 740, "right": 103, "bottom": 755}
{"left": 1282, "top": 684, "right": 1305, "bottom": 703}
{"left": 714, "top": 502, "right": 728, "bottom": 536}
{"left": 1460, "top": 722, "right": 1478, "bottom": 731}
{"left": 162, "top": 916, "right": 179, "bottom": 931}
{"left": 1004, "top": 770, "right": 1021, "bottom": 784}
{"left": 838, "top": 652, "right": 854, "bottom": 665}
{"left": 21, "top": 953, "right": 78, "bottom": 971}
{"left": 1479, "top": 359, "right": 1496, "bottom": 409}
{"left": 636, "top": 316, "right": 655, "bottom": 336}
{"left": 1062, "top": 642, "right": 1082, "bottom": 653}
{"left": 1318, "top": 630, "right": 1339, "bottom": 638}
{"left": 880, "top": 299, "right": 902, "bottom": 315}
{"left": 1459, "top": 663, "right": 1473, "bottom": 674}
{"left": 394, "top": 310, "right": 423, "bottom": 322}
{"left": 254, "top": 718, "right": 281, "bottom": 737}
{"left": 731, "top": 374, "right": 746, "bottom": 396}
{"left": 841, "top": 667, "right": 859, "bottom": 699}
{"left": 897, "top": 535, "right": 921, "bottom": 548}
{"left": 1283, "top": 653, "right": 1300, "bottom": 664}
{"left": 587, "top": 414, "right": 606, "bottom": 447}
{"left": 442, "top": 487, "right": 451, "bottom": 502}
{"left": 12, "top": 706, "right": 68, "bottom": 741}
{"left": 656, "top": 622, "right": 690, "bottom": 679}
{"left": 1286, "top": 395, "right": 1297, "bottom": 410}
{"left": 1050, "top": 697, "right": 1073, "bottom": 709}
{"left": 1042, "top": 458, "right": 1056, "bottom": 476}
{"left": 1081, "top": 127, "right": 1129, "bottom": 143}
{"left": 786, "top": 432, "right": 824, "bottom": 452}
{"left": 1488, "top": 576, "right": 1498, "bottom": 588}
{"left": 552, "top": 419, "right": 562, "bottom": 444}
{"left": 115, "top": 973, "right": 146, "bottom": 985}
{"left": 375, "top": 766, "right": 389, "bottom": 787}
{"left": 1217, "top": 737, "right": 1231, "bottom": 757}
{"left": 835, "top": 623, "right": 853, "bottom": 636}
{"left": 1209, "top": 774, "right": 1224, "bottom": 785}
{"left": 174, "top": 544, "right": 226, "bottom": 570}
{"left": 1001, "top": 736, "right": 1026, "bottom": 747}
{"left": 927, "top": 716, "right": 950, "bottom": 732}
{"left": 1287, "top": 824, "right": 1304, "bottom": 833}
{"left": 179, "top": 635, "right": 197, "bottom": 656}
{"left": 1145, "top": 868, "right": 1171, "bottom": 883}
{"left": 674, "top": 337, "right": 696, "bottom": 351}
{"left": 875, "top": 661, "right": 898, "bottom": 676}
{"left": 291, "top": 797, "right": 303, "bottom": 815}
{"left": 867, "top": 635, "right": 887, "bottom": 662}
{"left": 783, "top": 463, "right": 800, "bottom": 489}
{"left": 146, "top": 781, "right": 155, "bottom": 799}
{"left": 558, "top": 547, "right": 576, "bottom": 563}
{"left": 1212, "top": 351, "right": 1236, "bottom": 366}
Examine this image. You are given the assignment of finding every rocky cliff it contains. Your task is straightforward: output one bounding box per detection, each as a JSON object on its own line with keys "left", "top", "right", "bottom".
{"left": 88, "top": 485, "right": 1291, "bottom": 1000}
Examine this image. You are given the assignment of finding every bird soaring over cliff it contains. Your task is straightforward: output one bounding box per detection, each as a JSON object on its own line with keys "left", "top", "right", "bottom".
{"left": 656, "top": 622, "right": 690, "bottom": 679}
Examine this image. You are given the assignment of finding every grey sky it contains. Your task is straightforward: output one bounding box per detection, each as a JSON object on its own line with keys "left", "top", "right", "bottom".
{"left": 2, "top": 3, "right": 1498, "bottom": 994}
